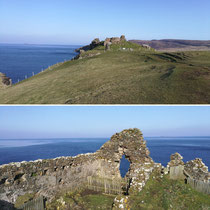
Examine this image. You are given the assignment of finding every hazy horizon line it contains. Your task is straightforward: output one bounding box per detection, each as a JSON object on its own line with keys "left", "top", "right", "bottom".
{"left": 1, "top": 38, "right": 210, "bottom": 46}
{"left": 1, "top": 136, "right": 210, "bottom": 140}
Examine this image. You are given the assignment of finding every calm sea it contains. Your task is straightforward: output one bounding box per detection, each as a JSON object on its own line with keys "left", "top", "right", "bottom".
{"left": 0, "top": 44, "right": 80, "bottom": 84}
{"left": 0, "top": 137, "right": 209, "bottom": 177}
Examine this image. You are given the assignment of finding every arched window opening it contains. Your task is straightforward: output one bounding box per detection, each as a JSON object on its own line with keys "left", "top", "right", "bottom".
{"left": 120, "top": 155, "right": 130, "bottom": 178}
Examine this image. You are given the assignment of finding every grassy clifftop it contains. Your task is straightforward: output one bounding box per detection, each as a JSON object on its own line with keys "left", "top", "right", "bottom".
{"left": 0, "top": 42, "right": 210, "bottom": 104}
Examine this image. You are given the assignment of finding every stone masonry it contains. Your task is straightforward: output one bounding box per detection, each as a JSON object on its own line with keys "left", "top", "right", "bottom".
{"left": 0, "top": 128, "right": 209, "bottom": 205}
{"left": 0, "top": 129, "right": 157, "bottom": 204}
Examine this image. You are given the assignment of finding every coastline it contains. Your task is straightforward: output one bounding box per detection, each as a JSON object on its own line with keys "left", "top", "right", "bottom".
{"left": 0, "top": 44, "right": 79, "bottom": 84}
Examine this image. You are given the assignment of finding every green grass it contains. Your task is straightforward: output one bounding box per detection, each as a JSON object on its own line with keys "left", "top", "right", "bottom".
{"left": 0, "top": 43, "right": 210, "bottom": 104}
{"left": 15, "top": 172, "right": 209, "bottom": 209}
{"left": 129, "top": 173, "right": 210, "bottom": 210}
{"left": 82, "top": 194, "right": 115, "bottom": 210}
{"left": 46, "top": 189, "right": 115, "bottom": 210}
{"left": 46, "top": 174, "right": 210, "bottom": 210}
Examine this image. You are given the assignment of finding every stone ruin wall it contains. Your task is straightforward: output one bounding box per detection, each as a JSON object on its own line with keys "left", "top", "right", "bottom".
{"left": 167, "top": 152, "right": 210, "bottom": 195}
{"left": 0, "top": 153, "right": 118, "bottom": 204}
{"left": 75, "top": 35, "right": 127, "bottom": 54}
{"left": 0, "top": 128, "right": 209, "bottom": 204}
{"left": 0, "top": 128, "right": 158, "bottom": 204}
{"left": 167, "top": 152, "right": 209, "bottom": 182}
{"left": 97, "top": 128, "right": 161, "bottom": 193}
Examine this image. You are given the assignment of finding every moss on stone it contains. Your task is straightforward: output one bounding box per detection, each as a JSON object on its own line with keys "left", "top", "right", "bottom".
{"left": 129, "top": 172, "right": 210, "bottom": 210}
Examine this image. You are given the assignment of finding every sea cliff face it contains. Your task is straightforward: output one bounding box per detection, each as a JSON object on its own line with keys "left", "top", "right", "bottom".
{"left": 0, "top": 128, "right": 209, "bottom": 207}
{"left": 0, "top": 73, "right": 12, "bottom": 88}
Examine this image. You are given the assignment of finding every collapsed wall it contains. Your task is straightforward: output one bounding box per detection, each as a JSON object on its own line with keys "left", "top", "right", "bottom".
{"left": 167, "top": 152, "right": 209, "bottom": 182}
{"left": 167, "top": 152, "right": 210, "bottom": 194}
{"left": 0, "top": 128, "right": 158, "bottom": 204}
{"left": 0, "top": 153, "right": 102, "bottom": 203}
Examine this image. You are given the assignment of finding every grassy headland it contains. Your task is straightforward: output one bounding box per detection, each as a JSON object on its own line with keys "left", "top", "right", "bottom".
{"left": 0, "top": 41, "right": 210, "bottom": 104}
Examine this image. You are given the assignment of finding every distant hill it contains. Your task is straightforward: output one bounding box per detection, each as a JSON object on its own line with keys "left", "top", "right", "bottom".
{"left": 130, "top": 39, "right": 210, "bottom": 52}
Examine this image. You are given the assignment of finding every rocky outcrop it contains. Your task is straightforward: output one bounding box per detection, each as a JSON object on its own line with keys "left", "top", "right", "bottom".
{"left": 0, "top": 73, "right": 12, "bottom": 87}
{"left": 91, "top": 38, "right": 100, "bottom": 48}
{"left": 142, "top": 44, "right": 151, "bottom": 49}
{"left": 75, "top": 38, "right": 103, "bottom": 53}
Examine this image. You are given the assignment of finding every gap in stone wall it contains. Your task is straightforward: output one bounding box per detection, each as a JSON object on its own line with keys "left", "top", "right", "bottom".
{"left": 120, "top": 155, "right": 130, "bottom": 178}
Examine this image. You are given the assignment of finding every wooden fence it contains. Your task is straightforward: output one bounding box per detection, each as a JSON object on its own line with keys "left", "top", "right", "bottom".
{"left": 17, "top": 176, "right": 128, "bottom": 209}
{"left": 187, "top": 178, "right": 210, "bottom": 195}
{"left": 169, "top": 165, "right": 185, "bottom": 180}
{"left": 87, "top": 176, "right": 127, "bottom": 195}
{"left": 18, "top": 196, "right": 44, "bottom": 210}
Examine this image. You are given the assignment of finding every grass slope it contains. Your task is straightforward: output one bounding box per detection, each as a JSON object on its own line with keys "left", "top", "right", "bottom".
{"left": 0, "top": 42, "right": 210, "bottom": 104}
{"left": 45, "top": 175, "right": 210, "bottom": 210}
{"left": 129, "top": 174, "right": 210, "bottom": 210}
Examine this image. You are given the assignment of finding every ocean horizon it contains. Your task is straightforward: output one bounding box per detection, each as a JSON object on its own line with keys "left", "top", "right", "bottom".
{"left": 0, "top": 136, "right": 209, "bottom": 177}
{"left": 0, "top": 43, "right": 80, "bottom": 84}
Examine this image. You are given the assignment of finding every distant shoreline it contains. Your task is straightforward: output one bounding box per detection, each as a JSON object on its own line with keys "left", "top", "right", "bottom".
{"left": 130, "top": 39, "right": 210, "bottom": 52}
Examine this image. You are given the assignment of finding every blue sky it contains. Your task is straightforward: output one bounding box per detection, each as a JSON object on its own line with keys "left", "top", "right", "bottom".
{"left": 0, "top": 0, "right": 209, "bottom": 44}
{"left": 0, "top": 106, "right": 210, "bottom": 139}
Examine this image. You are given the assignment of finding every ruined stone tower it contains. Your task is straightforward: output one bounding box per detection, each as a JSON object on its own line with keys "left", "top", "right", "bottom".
{"left": 97, "top": 128, "right": 157, "bottom": 193}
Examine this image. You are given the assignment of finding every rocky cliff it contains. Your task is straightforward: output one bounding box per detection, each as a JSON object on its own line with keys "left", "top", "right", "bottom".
{"left": 0, "top": 73, "right": 12, "bottom": 88}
